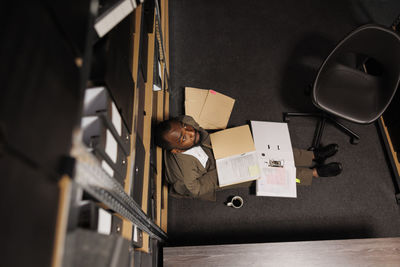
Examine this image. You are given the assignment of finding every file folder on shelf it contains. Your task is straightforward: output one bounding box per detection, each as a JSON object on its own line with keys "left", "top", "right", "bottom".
{"left": 81, "top": 116, "right": 127, "bottom": 184}
{"left": 76, "top": 201, "right": 143, "bottom": 248}
{"left": 130, "top": 136, "right": 146, "bottom": 206}
{"left": 100, "top": 159, "right": 125, "bottom": 188}
{"left": 83, "top": 86, "right": 131, "bottom": 156}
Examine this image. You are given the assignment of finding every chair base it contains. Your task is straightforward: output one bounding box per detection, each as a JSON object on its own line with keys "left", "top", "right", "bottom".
{"left": 283, "top": 112, "right": 360, "bottom": 150}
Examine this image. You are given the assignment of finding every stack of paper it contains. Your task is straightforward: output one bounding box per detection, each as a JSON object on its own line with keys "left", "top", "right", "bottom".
{"left": 185, "top": 87, "right": 235, "bottom": 130}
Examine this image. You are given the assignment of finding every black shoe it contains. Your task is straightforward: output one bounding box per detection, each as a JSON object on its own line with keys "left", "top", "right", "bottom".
{"left": 314, "top": 144, "right": 339, "bottom": 162}
{"left": 316, "top": 162, "right": 342, "bottom": 177}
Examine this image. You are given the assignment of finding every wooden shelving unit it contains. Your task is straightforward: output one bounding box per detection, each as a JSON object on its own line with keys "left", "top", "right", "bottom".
{"left": 2, "top": 1, "right": 170, "bottom": 266}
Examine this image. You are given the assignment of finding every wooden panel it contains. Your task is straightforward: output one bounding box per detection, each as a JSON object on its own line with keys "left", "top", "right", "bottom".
{"left": 122, "top": 6, "right": 142, "bottom": 241}
{"left": 124, "top": 6, "right": 142, "bottom": 195}
{"left": 160, "top": 90, "right": 170, "bottom": 232}
{"left": 136, "top": 15, "right": 156, "bottom": 253}
{"left": 152, "top": 91, "right": 164, "bottom": 227}
{"left": 52, "top": 176, "right": 71, "bottom": 267}
{"left": 164, "top": 238, "right": 400, "bottom": 267}
{"left": 159, "top": 0, "right": 170, "bottom": 232}
{"left": 161, "top": 0, "right": 170, "bottom": 75}
{"left": 381, "top": 117, "right": 400, "bottom": 176}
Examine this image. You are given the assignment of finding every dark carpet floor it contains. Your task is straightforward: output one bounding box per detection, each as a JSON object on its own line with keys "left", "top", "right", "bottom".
{"left": 166, "top": 0, "right": 400, "bottom": 246}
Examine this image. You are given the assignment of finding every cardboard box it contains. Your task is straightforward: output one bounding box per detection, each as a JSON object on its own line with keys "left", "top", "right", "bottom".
{"left": 185, "top": 87, "right": 235, "bottom": 130}
{"left": 210, "top": 125, "right": 260, "bottom": 187}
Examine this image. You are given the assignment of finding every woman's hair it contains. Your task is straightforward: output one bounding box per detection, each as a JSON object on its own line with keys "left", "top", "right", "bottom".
{"left": 154, "top": 118, "right": 180, "bottom": 150}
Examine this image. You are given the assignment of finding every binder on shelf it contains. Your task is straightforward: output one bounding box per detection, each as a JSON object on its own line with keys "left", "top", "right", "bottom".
{"left": 143, "top": 0, "right": 155, "bottom": 34}
{"left": 148, "top": 141, "right": 157, "bottom": 220}
{"left": 110, "top": 215, "right": 123, "bottom": 235}
{"left": 138, "top": 7, "right": 149, "bottom": 82}
{"left": 136, "top": 69, "right": 146, "bottom": 140}
{"left": 131, "top": 136, "right": 146, "bottom": 206}
{"left": 81, "top": 116, "right": 128, "bottom": 182}
{"left": 153, "top": 39, "right": 162, "bottom": 91}
{"left": 94, "top": 0, "right": 137, "bottom": 38}
{"left": 90, "top": 17, "right": 135, "bottom": 132}
{"left": 132, "top": 224, "right": 143, "bottom": 248}
{"left": 77, "top": 201, "right": 112, "bottom": 235}
{"left": 77, "top": 201, "right": 124, "bottom": 236}
{"left": 83, "top": 86, "right": 131, "bottom": 156}
{"left": 101, "top": 159, "right": 125, "bottom": 187}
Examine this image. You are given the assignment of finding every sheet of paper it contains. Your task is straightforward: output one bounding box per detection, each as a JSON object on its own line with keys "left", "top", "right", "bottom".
{"left": 182, "top": 146, "right": 209, "bottom": 168}
{"left": 111, "top": 102, "right": 122, "bottom": 136}
{"left": 216, "top": 151, "right": 260, "bottom": 187}
{"left": 256, "top": 165, "right": 297, "bottom": 198}
{"left": 97, "top": 208, "right": 112, "bottom": 235}
{"left": 105, "top": 130, "right": 118, "bottom": 163}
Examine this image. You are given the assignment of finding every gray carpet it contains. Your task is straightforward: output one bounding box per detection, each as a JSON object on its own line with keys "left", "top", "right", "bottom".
{"left": 166, "top": 0, "right": 400, "bottom": 246}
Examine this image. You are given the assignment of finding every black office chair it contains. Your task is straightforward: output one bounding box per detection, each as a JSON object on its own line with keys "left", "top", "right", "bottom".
{"left": 284, "top": 24, "right": 400, "bottom": 149}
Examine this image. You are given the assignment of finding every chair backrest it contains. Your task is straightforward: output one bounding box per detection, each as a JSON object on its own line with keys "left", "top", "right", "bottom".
{"left": 312, "top": 24, "right": 400, "bottom": 124}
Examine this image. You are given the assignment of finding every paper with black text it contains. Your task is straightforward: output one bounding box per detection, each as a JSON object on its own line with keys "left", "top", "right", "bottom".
{"left": 216, "top": 151, "right": 260, "bottom": 187}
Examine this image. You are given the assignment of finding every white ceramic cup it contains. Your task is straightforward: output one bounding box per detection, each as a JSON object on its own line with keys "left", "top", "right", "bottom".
{"left": 226, "top": 196, "right": 244, "bottom": 209}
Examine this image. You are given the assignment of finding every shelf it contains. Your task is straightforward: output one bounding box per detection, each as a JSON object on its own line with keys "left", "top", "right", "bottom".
{"left": 2, "top": 1, "right": 169, "bottom": 266}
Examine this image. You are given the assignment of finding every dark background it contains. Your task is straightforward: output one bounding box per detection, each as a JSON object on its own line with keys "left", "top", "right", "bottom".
{"left": 166, "top": 0, "right": 400, "bottom": 246}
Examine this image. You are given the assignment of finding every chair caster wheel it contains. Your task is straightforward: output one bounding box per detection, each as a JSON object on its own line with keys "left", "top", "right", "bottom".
{"left": 350, "top": 138, "right": 359, "bottom": 145}
{"left": 283, "top": 113, "right": 290, "bottom": 122}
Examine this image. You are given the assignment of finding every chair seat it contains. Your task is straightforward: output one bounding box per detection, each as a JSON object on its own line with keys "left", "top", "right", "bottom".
{"left": 285, "top": 24, "right": 400, "bottom": 148}
{"left": 314, "top": 64, "right": 381, "bottom": 124}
